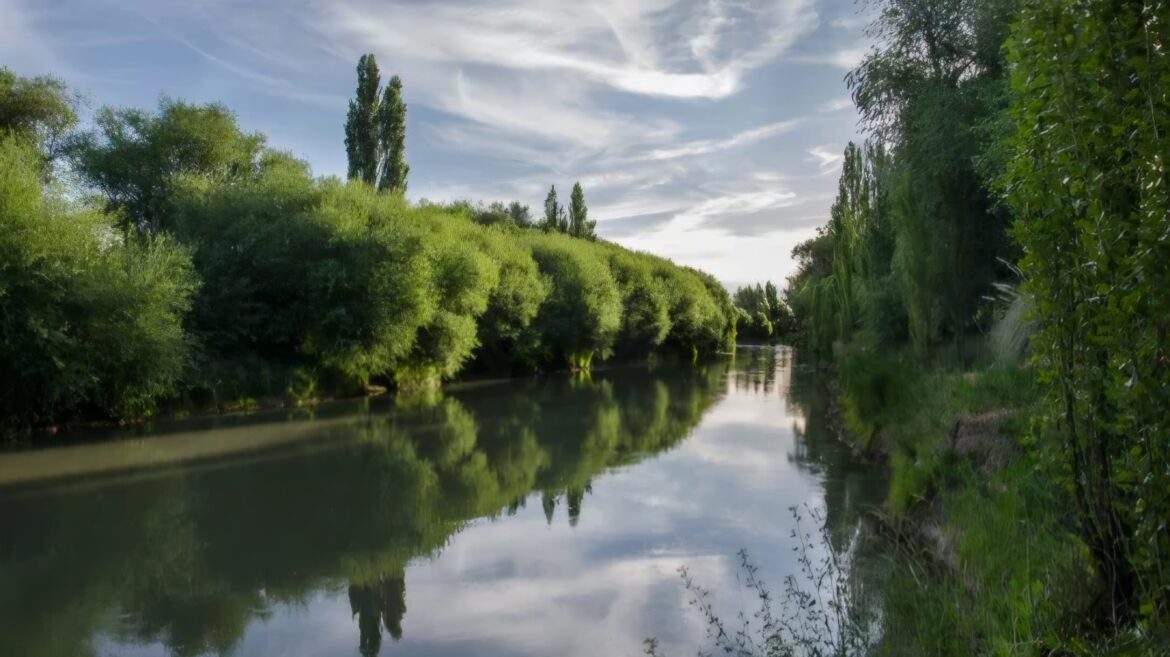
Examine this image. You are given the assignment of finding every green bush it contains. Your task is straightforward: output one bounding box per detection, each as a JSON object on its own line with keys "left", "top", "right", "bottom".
{"left": 523, "top": 233, "right": 622, "bottom": 369}
{"left": 0, "top": 137, "right": 195, "bottom": 431}
{"left": 603, "top": 248, "right": 671, "bottom": 357}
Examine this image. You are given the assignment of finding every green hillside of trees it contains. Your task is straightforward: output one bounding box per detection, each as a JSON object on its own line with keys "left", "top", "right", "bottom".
{"left": 0, "top": 59, "right": 736, "bottom": 438}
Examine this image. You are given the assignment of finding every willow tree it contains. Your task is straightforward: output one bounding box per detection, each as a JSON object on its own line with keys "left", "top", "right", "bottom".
{"left": 847, "top": 0, "right": 1016, "bottom": 353}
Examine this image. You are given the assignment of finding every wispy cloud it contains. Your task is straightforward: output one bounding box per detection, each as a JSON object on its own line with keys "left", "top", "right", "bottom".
{"left": 796, "top": 45, "right": 867, "bottom": 71}
{"left": 818, "top": 97, "right": 853, "bottom": 113}
{"left": 632, "top": 120, "right": 799, "bottom": 162}
{"left": 807, "top": 144, "right": 844, "bottom": 170}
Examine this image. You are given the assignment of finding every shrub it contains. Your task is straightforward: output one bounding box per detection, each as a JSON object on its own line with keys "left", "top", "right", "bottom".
{"left": 0, "top": 137, "right": 196, "bottom": 432}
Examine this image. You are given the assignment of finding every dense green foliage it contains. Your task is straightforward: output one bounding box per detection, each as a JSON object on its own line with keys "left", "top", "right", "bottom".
{"left": 785, "top": 0, "right": 1170, "bottom": 649}
{"left": 0, "top": 70, "right": 734, "bottom": 436}
{"left": 1002, "top": 0, "right": 1170, "bottom": 625}
{"left": 0, "top": 137, "right": 196, "bottom": 433}
{"left": 0, "top": 67, "right": 77, "bottom": 168}
{"left": 70, "top": 99, "right": 266, "bottom": 231}
{"left": 788, "top": 0, "right": 1015, "bottom": 356}
{"left": 732, "top": 281, "right": 792, "bottom": 343}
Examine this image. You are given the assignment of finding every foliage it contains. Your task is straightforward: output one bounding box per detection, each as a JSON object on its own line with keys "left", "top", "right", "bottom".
{"left": 568, "top": 181, "right": 595, "bottom": 239}
{"left": 604, "top": 247, "right": 672, "bottom": 357}
{"left": 733, "top": 281, "right": 793, "bottom": 343}
{"left": 523, "top": 232, "right": 622, "bottom": 369}
{"left": 0, "top": 67, "right": 77, "bottom": 167}
{"left": 0, "top": 137, "right": 195, "bottom": 433}
{"left": 345, "top": 53, "right": 381, "bottom": 185}
{"left": 2, "top": 67, "right": 736, "bottom": 436}
{"left": 69, "top": 98, "right": 266, "bottom": 232}
{"left": 378, "top": 75, "right": 409, "bottom": 194}
{"left": 345, "top": 55, "right": 409, "bottom": 192}
{"left": 1001, "top": 0, "right": 1170, "bottom": 626}
{"left": 646, "top": 507, "right": 877, "bottom": 657}
{"left": 542, "top": 185, "right": 563, "bottom": 233}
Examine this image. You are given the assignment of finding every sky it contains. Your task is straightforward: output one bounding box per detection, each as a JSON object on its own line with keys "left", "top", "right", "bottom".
{"left": 1, "top": 0, "right": 871, "bottom": 289}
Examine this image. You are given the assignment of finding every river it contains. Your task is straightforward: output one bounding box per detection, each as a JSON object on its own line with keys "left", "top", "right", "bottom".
{"left": 0, "top": 346, "right": 886, "bottom": 657}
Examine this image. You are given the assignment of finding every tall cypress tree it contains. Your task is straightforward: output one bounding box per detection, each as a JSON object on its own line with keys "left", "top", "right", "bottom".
{"left": 377, "top": 75, "right": 409, "bottom": 193}
{"left": 568, "top": 182, "right": 594, "bottom": 239}
{"left": 344, "top": 54, "right": 381, "bottom": 185}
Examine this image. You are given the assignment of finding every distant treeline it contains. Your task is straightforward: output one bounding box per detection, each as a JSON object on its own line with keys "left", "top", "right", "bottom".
{"left": 730, "top": 281, "right": 793, "bottom": 343}
{"left": 0, "top": 61, "right": 735, "bottom": 437}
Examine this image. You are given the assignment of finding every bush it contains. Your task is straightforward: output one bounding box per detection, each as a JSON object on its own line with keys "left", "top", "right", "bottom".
{"left": 603, "top": 248, "right": 671, "bottom": 357}
{"left": 523, "top": 233, "right": 622, "bottom": 370}
{"left": 0, "top": 137, "right": 195, "bottom": 432}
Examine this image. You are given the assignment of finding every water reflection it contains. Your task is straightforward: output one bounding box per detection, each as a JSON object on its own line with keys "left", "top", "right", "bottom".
{"left": 0, "top": 348, "right": 884, "bottom": 657}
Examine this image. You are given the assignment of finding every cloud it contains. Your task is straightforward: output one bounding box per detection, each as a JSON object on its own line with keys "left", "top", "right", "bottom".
{"left": 12, "top": 0, "right": 865, "bottom": 287}
{"left": 318, "top": 0, "right": 819, "bottom": 100}
{"left": 807, "top": 144, "right": 844, "bottom": 170}
{"left": 796, "top": 45, "right": 868, "bottom": 71}
{"left": 818, "top": 97, "right": 853, "bottom": 113}
{"left": 631, "top": 119, "right": 799, "bottom": 162}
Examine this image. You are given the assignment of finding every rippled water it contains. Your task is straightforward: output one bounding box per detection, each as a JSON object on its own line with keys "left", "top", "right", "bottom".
{"left": 0, "top": 346, "right": 884, "bottom": 657}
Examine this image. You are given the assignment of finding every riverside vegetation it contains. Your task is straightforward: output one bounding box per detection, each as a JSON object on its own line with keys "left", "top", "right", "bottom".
{"left": 0, "top": 55, "right": 735, "bottom": 439}
{"left": 718, "top": 0, "right": 1169, "bottom": 654}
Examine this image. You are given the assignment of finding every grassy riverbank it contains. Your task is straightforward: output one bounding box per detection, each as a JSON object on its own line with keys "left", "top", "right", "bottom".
{"left": 833, "top": 345, "right": 1164, "bottom": 655}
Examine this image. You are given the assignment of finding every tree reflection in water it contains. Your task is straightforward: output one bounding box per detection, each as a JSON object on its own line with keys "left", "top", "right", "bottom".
{"left": 0, "top": 361, "right": 727, "bottom": 657}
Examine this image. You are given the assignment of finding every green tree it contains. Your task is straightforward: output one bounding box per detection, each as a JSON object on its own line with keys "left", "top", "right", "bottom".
{"left": 70, "top": 98, "right": 265, "bottom": 232}
{"left": 1002, "top": 0, "right": 1170, "bottom": 624}
{"left": 0, "top": 136, "right": 196, "bottom": 433}
{"left": 506, "top": 201, "right": 531, "bottom": 227}
{"left": 847, "top": 0, "right": 1016, "bottom": 354}
{"left": 524, "top": 233, "right": 622, "bottom": 370}
{"left": 0, "top": 67, "right": 77, "bottom": 167}
{"left": 542, "top": 185, "right": 561, "bottom": 232}
{"left": 345, "top": 54, "right": 382, "bottom": 185}
{"left": 377, "top": 75, "right": 408, "bottom": 194}
{"left": 568, "top": 182, "right": 595, "bottom": 238}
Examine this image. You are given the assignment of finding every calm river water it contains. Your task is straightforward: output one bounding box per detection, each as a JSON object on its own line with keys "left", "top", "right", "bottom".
{"left": 0, "top": 346, "right": 885, "bottom": 657}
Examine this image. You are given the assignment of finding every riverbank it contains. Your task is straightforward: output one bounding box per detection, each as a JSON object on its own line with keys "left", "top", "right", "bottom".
{"left": 829, "top": 346, "right": 1166, "bottom": 655}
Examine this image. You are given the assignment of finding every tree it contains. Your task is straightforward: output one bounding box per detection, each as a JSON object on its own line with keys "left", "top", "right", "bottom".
{"left": 70, "top": 98, "right": 265, "bottom": 232}
{"left": 377, "top": 75, "right": 408, "bottom": 194}
{"left": 0, "top": 136, "right": 196, "bottom": 433}
{"left": 542, "top": 185, "right": 561, "bottom": 232}
{"left": 0, "top": 67, "right": 77, "bottom": 168}
{"left": 1002, "top": 0, "right": 1170, "bottom": 623}
{"left": 557, "top": 205, "right": 569, "bottom": 234}
{"left": 846, "top": 0, "right": 1017, "bottom": 353}
{"left": 345, "top": 54, "right": 381, "bottom": 185}
{"left": 568, "top": 182, "right": 595, "bottom": 239}
{"left": 345, "top": 56, "right": 410, "bottom": 193}
{"left": 506, "top": 201, "right": 531, "bottom": 227}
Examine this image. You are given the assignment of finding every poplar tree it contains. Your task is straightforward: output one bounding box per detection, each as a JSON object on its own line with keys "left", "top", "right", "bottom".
{"left": 568, "top": 182, "right": 594, "bottom": 239}
{"left": 344, "top": 54, "right": 381, "bottom": 185}
{"left": 377, "top": 75, "right": 409, "bottom": 193}
{"left": 542, "top": 185, "right": 561, "bottom": 232}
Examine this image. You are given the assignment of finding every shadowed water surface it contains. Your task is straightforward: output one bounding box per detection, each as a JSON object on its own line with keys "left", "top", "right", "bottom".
{"left": 0, "top": 347, "right": 884, "bottom": 657}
